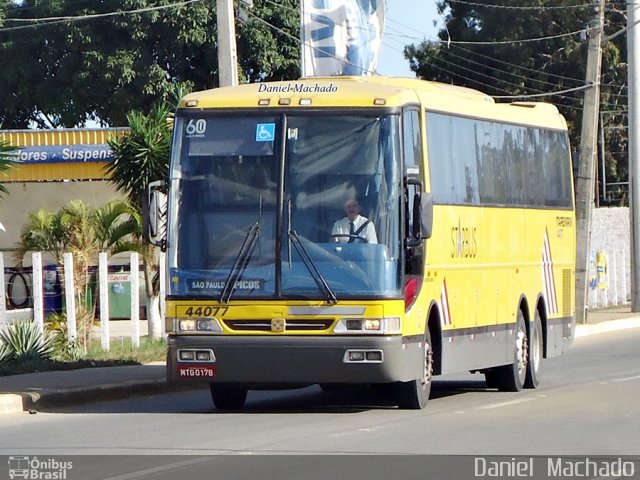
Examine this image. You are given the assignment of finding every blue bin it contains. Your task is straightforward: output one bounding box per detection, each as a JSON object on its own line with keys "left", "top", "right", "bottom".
{"left": 42, "top": 264, "right": 62, "bottom": 315}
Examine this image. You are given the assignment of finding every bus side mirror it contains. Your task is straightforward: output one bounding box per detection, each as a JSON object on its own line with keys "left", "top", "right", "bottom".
{"left": 406, "top": 174, "right": 433, "bottom": 247}
{"left": 147, "top": 180, "right": 167, "bottom": 250}
{"left": 420, "top": 192, "right": 433, "bottom": 239}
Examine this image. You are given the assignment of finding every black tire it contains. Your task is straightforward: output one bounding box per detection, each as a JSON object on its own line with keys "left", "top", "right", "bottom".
{"left": 210, "top": 383, "right": 248, "bottom": 410}
{"left": 7, "top": 272, "right": 30, "bottom": 308}
{"left": 484, "top": 369, "right": 500, "bottom": 389}
{"left": 525, "top": 310, "right": 543, "bottom": 389}
{"left": 485, "top": 310, "right": 528, "bottom": 392}
{"left": 395, "top": 329, "right": 433, "bottom": 409}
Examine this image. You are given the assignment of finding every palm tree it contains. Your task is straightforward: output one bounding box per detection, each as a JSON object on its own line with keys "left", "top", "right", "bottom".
{"left": 15, "top": 199, "right": 144, "bottom": 348}
{"left": 106, "top": 102, "right": 174, "bottom": 340}
{"left": 0, "top": 137, "right": 17, "bottom": 231}
{"left": 106, "top": 104, "right": 172, "bottom": 210}
{"left": 0, "top": 138, "right": 16, "bottom": 199}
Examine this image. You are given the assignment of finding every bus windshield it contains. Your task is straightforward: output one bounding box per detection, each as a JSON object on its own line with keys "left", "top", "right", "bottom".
{"left": 167, "top": 112, "right": 403, "bottom": 300}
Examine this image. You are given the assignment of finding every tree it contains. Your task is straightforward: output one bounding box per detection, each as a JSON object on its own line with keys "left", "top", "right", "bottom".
{"left": 15, "top": 199, "right": 144, "bottom": 349}
{"left": 237, "top": 0, "right": 300, "bottom": 82}
{"left": 106, "top": 104, "right": 172, "bottom": 210}
{"left": 405, "top": 0, "right": 628, "bottom": 205}
{"left": 0, "top": 137, "right": 16, "bottom": 200}
{"left": 0, "top": 0, "right": 300, "bottom": 128}
{"left": 106, "top": 101, "right": 174, "bottom": 340}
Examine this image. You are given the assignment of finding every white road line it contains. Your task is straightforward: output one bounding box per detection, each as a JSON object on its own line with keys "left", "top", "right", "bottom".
{"left": 101, "top": 457, "right": 214, "bottom": 480}
{"left": 476, "top": 397, "right": 538, "bottom": 410}
{"left": 611, "top": 374, "right": 640, "bottom": 383}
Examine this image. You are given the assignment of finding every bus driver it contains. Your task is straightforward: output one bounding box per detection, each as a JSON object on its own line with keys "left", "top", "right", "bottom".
{"left": 331, "top": 193, "right": 378, "bottom": 244}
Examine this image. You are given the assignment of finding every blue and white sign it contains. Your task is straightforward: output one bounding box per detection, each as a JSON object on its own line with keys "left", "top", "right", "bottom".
{"left": 9, "top": 144, "right": 114, "bottom": 164}
{"left": 301, "top": 0, "right": 387, "bottom": 77}
{"left": 256, "top": 123, "right": 275, "bottom": 142}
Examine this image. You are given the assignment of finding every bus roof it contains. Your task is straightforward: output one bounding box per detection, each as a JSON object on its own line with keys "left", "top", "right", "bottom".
{"left": 180, "top": 76, "right": 491, "bottom": 108}
{"left": 180, "top": 76, "right": 567, "bottom": 130}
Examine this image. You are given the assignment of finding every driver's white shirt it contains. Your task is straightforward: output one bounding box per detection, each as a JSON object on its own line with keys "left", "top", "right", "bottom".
{"left": 331, "top": 214, "right": 378, "bottom": 244}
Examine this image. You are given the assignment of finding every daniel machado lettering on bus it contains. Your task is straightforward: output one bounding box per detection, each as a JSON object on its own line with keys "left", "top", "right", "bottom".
{"left": 474, "top": 456, "right": 635, "bottom": 477}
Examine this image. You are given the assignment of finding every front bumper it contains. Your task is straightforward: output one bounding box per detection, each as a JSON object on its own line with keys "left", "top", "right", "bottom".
{"left": 167, "top": 334, "right": 423, "bottom": 385}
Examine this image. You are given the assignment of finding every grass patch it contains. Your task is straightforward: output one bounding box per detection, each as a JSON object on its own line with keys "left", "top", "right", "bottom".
{"left": 0, "top": 337, "right": 167, "bottom": 377}
{"left": 86, "top": 337, "right": 167, "bottom": 365}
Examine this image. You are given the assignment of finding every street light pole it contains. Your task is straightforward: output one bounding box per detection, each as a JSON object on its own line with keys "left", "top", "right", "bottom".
{"left": 575, "top": 0, "right": 605, "bottom": 324}
{"left": 628, "top": 0, "right": 640, "bottom": 310}
{"left": 217, "top": 0, "right": 238, "bottom": 87}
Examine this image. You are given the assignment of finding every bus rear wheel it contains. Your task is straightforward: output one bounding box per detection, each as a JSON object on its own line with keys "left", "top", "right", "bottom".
{"left": 210, "top": 383, "right": 248, "bottom": 410}
{"left": 525, "top": 311, "right": 543, "bottom": 388}
{"left": 395, "top": 329, "right": 433, "bottom": 409}
{"left": 485, "top": 311, "right": 528, "bottom": 392}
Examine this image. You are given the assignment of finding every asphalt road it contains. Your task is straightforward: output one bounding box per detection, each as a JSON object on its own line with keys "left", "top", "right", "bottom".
{"left": 0, "top": 328, "right": 638, "bottom": 460}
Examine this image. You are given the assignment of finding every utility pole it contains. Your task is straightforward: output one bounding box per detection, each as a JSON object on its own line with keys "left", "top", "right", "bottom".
{"left": 217, "top": 0, "right": 238, "bottom": 87}
{"left": 628, "top": 0, "right": 640, "bottom": 310}
{"left": 575, "top": 0, "right": 605, "bottom": 324}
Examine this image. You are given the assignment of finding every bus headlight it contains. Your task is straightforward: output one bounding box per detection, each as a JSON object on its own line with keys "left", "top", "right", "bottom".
{"left": 335, "top": 317, "right": 401, "bottom": 334}
{"left": 196, "top": 319, "right": 220, "bottom": 332}
{"left": 364, "top": 319, "right": 381, "bottom": 331}
{"left": 179, "top": 319, "right": 196, "bottom": 331}
{"left": 177, "top": 318, "right": 223, "bottom": 333}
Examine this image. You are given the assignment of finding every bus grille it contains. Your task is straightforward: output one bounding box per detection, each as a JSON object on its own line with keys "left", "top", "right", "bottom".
{"left": 223, "top": 319, "right": 334, "bottom": 332}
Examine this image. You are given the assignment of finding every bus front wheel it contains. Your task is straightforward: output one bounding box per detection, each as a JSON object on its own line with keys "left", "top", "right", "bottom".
{"left": 210, "top": 383, "right": 248, "bottom": 410}
{"left": 395, "top": 329, "right": 433, "bottom": 409}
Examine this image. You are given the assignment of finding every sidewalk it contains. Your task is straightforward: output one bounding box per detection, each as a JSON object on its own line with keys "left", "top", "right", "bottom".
{"left": 576, "top": 305, "right": 640, "bottom": 337}
{"left": 1, "top": 307, "right": 639, "bottom": 415}
{"left": 0, "top": 362, "right": 193, "bottom": 414}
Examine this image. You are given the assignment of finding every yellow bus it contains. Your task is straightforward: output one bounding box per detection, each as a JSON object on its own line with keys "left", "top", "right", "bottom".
{"left": 150, "top": 76, "right": 575, "bottom": 410}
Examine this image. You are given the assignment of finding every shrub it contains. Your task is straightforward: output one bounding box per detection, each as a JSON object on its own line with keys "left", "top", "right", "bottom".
{"left": 0, "top": 320, "right": 55, "bottom": 365}
{"left": 45, "top": 312, "right": 86, "bottom": 362}
{"left": 0, "top": 339, "right": 10, "bottom": 365}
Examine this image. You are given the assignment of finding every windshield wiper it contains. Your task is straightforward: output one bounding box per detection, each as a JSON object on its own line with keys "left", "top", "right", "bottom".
{"left": 288, "top": 230, "right": 338, "bottom": 305}
{"left": 220, "top": 222, "right": 260, "bottom": 304}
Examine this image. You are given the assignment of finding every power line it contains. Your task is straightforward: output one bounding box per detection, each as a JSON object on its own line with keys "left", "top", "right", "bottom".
{"left": 442, "top": 29, "right": 586, "bottom": 45}
{"left": 493, "top": 84, "right": 591, "bottom": 99}
{"left": 450, "top": 44, "right": 586, "bottom": 85}
{"left": 427, "top": 53, "right": 587, "bottom": 103}
{"left": 446, "top": 0, "right": 593, "bottom": 10}
{"left": 438, "top": 45, "right": 586, "bottom": 92}
{"left": 0, "top": 0, "right": 203, "bottom": 32}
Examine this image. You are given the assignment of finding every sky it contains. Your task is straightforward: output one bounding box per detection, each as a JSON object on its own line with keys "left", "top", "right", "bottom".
{"left": 377, "top": 1, "right": 442, "bottom": 77}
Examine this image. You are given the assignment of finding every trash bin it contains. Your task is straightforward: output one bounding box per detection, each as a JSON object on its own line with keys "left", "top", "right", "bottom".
{"left": 108, "top": 270, "right": 147, "bottom": 319}
{"left": 108, "top": 271, "right": 132, "bottom": 319}
{"left": 42, "top": 265, "right": 62, "bottom": 315}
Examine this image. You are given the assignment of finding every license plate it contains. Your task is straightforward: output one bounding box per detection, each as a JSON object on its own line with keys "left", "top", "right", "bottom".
{"left": 177, "top": 364, "right": 217, "bottom": 378}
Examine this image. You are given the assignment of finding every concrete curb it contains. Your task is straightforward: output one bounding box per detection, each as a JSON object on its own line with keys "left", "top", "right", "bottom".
{"left": 574, "top": 317, "right": 640, "bottom": 338}
{"left": 1, "top": 381, "right": 197, "bottom": 415}
{"left": 0, "top": 394, "right": 23, "bottom": 414}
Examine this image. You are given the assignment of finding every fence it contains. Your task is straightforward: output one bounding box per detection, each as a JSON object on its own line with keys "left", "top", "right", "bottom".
{"left": 587, "top": 249, "right": 630, "bottom": 308}
{"left": 0, "top": 247, "right": 631, "bottom": 343}
{"left": 0, "top": 251, "right": 165, "bottom": 351}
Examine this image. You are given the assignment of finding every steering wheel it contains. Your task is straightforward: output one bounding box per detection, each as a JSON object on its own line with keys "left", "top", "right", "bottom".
{"left": 329, "top": 234, "right": 368, "bottom": 243}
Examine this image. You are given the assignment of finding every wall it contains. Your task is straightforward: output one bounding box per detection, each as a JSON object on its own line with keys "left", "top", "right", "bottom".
{"left": 0, "top": 181, "right": 124, "bottom": 259}
{"left": 589, "top": 206, "right": 630, "bottom": 305}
